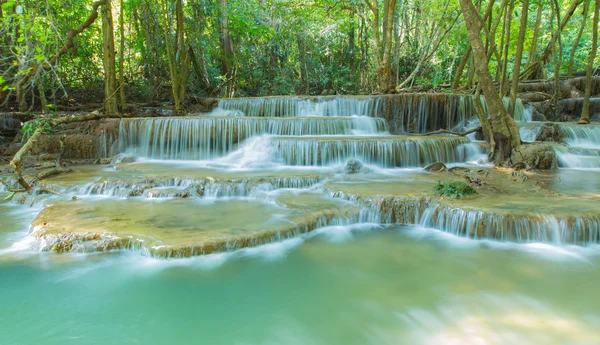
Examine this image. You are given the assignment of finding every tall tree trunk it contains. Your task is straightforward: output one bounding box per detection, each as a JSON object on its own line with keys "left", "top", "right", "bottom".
{"left": 499, "top": 0, "right": 514, "bottom": 97}
{"left": 219, "top": 0, "right": 235, "bottom": 98}
{"left": 509, "top": 0, "right": 529, "bottom": 117}
{"left": 521, "top": 0, "right": 583, "bottom": 80}
{"left": 552, "top": 0, "right": 563, "bottom": 117}
{"left": 161, "top": 0, "right": 188, "bottom": 113}
{"left": 525, "top": 2, "right": 543, "bottom": 69}
{"left": 452, "top": 45, "right": 471, "bottom": 89}
{"left": 568, "top": 0, "right": 590, "bottom": 77}
{"left": 102, "top": 0, "right": 118, "bottom": 115}
{"left": 118, "top": 0, "right": 126, "bottom": 109}
{"left": 378, "top": 0, "right": 397, "bottom": 92}
{"left": 579, "top": 0, "right": 599, "bottom": 124}
{"left": 460, "top": 0, "right": 521, "bottom": 163}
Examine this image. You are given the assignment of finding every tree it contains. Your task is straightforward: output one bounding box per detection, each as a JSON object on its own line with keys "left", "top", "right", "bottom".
{"left": 579, "top": 0, "right": 599, "bottom": 124}
{"left": 509, "top": 0, "right": 529, "bottom": 116}
{"left": 160, "top": 0, "right": 188, "bottom": 114}
{"left": 459, "top": 0, "right": 521, "bottom": 163}
{"left": 102, "top": 0, "right": 118, "bottom": 115}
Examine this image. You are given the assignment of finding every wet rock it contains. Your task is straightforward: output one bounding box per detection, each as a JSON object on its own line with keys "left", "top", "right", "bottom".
{"left": 3, "top": 143, "right": 22, "bottom": 156}
{"left": 120, "top": 156, "right": 137, "bottom": 164}
{"left": 511, "top": 143, "right": 557, "bottom": 170}
{"left": 531, "top": 108, "right": 547, "bottom": 121}
{"left": 110, "top": 154, "right": 137, "bottom": 164}
{"left": 424, "top": 162, "right": 447, "bottom": 172}
{"left": 345, "top": 159, "right": 365, "bottom": 174}
{"left": 511, "top": 161, "right": 527, "bottom": 171}
{"left": 449, "top": 166, "right": 470, "bottom": 174}
{"left": 535, "top": 123, "right": 563, "bottom": 143}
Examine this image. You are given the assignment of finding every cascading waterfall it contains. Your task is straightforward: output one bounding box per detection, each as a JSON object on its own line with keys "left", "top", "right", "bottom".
{"left": 560, "top": 126, "right": 600, "bottom": 149}
{"left": 327, "top": 191, "right": 600, "bottom": 245}
{"left": 555, "top": 125, "right": 600, "bottom": 168}
{"left": 218, "top": 94, "right": 477, "bottom": 134}
{"left": 115, "top": 116, "right": 387, "bottom": 159}
{"left": 268, "top": 136, "right": 471, "bottom": 167}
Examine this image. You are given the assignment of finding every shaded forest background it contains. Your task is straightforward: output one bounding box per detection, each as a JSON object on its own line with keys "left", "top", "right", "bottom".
{"left": 0, "top": 0, "right": 597, "bottom": 111}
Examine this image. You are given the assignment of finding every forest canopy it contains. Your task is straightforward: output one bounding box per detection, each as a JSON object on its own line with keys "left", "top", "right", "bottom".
{"left": 0, "top": 0, "right": 598, "bottom": 108}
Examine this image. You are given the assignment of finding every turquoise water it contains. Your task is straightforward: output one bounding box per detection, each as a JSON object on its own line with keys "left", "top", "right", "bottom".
{"left": 2, "top": 206, "right": 600, "bottom": 344}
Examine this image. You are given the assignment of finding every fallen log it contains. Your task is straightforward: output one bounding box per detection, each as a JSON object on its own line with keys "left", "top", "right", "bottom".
{"left": 9, "top": 110, "right": 105, "bottom": 192}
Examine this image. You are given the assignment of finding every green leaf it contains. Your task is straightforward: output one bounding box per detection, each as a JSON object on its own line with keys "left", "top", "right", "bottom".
{"left": 4, "top": 191, "right": 16, "bottom": 201}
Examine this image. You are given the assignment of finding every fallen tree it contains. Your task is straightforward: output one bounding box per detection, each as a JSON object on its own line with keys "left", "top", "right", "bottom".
{"left": 9, "top": 110, "right": 107, "bottom": 193}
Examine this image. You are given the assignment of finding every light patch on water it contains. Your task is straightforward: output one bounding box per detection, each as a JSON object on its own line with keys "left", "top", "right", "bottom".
{"left": 393, "top": 293, "right": 600, "bottom": 345}
{"left": 402, "top": 225, "right": 600, "bottom": 262}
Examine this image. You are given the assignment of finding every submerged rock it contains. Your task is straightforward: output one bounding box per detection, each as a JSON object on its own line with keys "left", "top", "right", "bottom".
{"left": 120, "top": 156, "right": 137, "bottom": 164}
{"left": 345, "top": 159, "right": 365, "bottom": 174}
{"left": 424, "top": 162, "right": 447, "bottom": 172}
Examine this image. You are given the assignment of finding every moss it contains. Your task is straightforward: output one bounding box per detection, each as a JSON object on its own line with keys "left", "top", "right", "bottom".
{"left": 433, "top": 181, "right": 478, "bottom": 198}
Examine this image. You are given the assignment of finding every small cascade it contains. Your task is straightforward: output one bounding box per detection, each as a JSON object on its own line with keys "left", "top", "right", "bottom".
{"left": 327, "top": 191, "right": 600, "bottom": 245}
{"left": 1, "top": 113, "right": 21, "bottom": 132}
{"left": 47, "top": 176, "right": 325, "bottom": 199}
{"left": 555, "top": 146, "right": 600, "bottom": 169}
{"left": 555, "top": 125, "right": 600, "bottom": 168}
{"left": 267, "top": 136, "right": 471, "bottom": 167}
{"left": 218, "top": 94, "right": 476, "bottom": 134}
{"left": 115, "top": 116, "right": 386, "bottom": 159}
{"left": 560, "top": 126, "right": 600, "bottom": 149}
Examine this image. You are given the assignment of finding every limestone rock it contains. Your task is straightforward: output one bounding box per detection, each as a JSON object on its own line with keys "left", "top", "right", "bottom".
{"left": 512, "top": 143, "right": 557, "bottom": 170}
{"left": 120, "top": 156, "right": 137, "bottom": 164}
{"left": 535, "top": 123, "right": 563, "bottom": 143}
{"left": 424, "top": 162, "right": 447, "bottom": 172}
{"left": 345, "top": 159, "right": 364, "bottom": 174}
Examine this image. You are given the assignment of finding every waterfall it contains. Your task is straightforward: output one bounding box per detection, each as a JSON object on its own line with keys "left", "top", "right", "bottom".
{"left": 116, "top": 116, "right": 387, "bottom": 159}
{"left": 218, "top": 94, "right": 476, "bottom": 134}
{"left": 560, "top": 126, "right": 600, "bottom": 149}
{"left": 267, "top": 136, "right": 471, "bottom": 167}
{"left": 1, "top": 114, "right": 21, "bottom": 131}
{"left": 555, "top": 126, "right": 600, "bottom": 168}
{"left": 328, "top": 191, "right": 600, "bottom": 245}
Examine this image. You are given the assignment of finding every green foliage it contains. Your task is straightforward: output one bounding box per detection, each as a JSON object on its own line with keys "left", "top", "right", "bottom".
{"left": 20, "top": 117, "right": 54, "bottom": 140}
{"left": 433, "top": 181, "right": 478, "bottom": 198}
{"left": 0, "top": 0, "right": 598, "bottom": 102}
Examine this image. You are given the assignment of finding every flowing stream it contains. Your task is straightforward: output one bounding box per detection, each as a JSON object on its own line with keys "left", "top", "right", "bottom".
{"left": 1, "top": 94, "right": 599, "bottom": 344}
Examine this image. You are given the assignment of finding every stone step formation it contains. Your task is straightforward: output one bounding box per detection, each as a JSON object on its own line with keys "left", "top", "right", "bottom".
{"left": 0, "top": 94, "right": 599, "bottom": 258}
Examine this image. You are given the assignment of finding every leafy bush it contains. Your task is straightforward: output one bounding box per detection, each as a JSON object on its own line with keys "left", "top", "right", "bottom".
{"left": 433, "top": 181, "right": 478, "bottom": 198}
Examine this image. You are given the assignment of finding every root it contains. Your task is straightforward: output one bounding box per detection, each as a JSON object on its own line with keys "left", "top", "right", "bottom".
{"left": 423, "top": 127, "right": 481, "bottom": 137}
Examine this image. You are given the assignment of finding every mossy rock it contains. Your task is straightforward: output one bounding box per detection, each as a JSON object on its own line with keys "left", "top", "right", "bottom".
{"left": 433, "top": 181, "right": 478, "bottom": 198}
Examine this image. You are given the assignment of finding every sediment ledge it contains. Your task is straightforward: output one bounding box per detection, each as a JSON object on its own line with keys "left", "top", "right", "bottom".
{"left": 325, "top": 189, "right": 600, "bottom": 245}
{"left": 29, "top": 195, "right": 359, "bottom": 258}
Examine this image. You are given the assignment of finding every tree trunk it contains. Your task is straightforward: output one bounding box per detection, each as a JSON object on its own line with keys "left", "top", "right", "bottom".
{"left": 452, "top": 45, "right": 471, "bottom": 89}
{"left": 568, "top": 0, "right": 590, "bottom": 77}
{"left": 579, "top": 0, "right": 599, "bottom": 124}
{"left": 459, "top": 0, "right": 521, "bottom": 163}
{"left": 378, "top": 0, "right": 397, "bottom": 92}
{"left": 219, "top": 0, "right": 235, "bottom": 98}
{"left": 102, "top": 0, "right": 118, "bottom": 115}
{"left": 499, "top": 0, "right": 514, "bottom": 97}
{"left": 509, "top": 0, "right": 529, "bottom": 117}
{"left": 551, "top": 0, "right": 563, "bottom": 118}
{"left": 161, "top": 0, "right": 188, "bottom": 113}
{"left": 521, "top": 0, "right": 583, "bottom": 80}
{"left": 118, "top": 0, "right": 126, "bottom": 109}
{"left": 525, "top": 2, "right": 543, "bottom": 69}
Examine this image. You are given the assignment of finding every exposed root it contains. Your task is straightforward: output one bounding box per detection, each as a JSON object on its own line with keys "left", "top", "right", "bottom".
{"left": 423, "top": 127, "right": 481, "bottom": 137}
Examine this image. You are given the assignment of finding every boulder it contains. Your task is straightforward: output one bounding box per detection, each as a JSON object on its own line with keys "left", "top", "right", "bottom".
{"left": 344, "top": 159, "right": 364, "bottom": 174}
{"left": 512, "top": 143, "right": 557, "bottom": 170}
{"left": 535, "top": 123, "right": 563, "bottom": 143}
{"left": 424, "top": 162, "right": 447, "bottom": 172}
